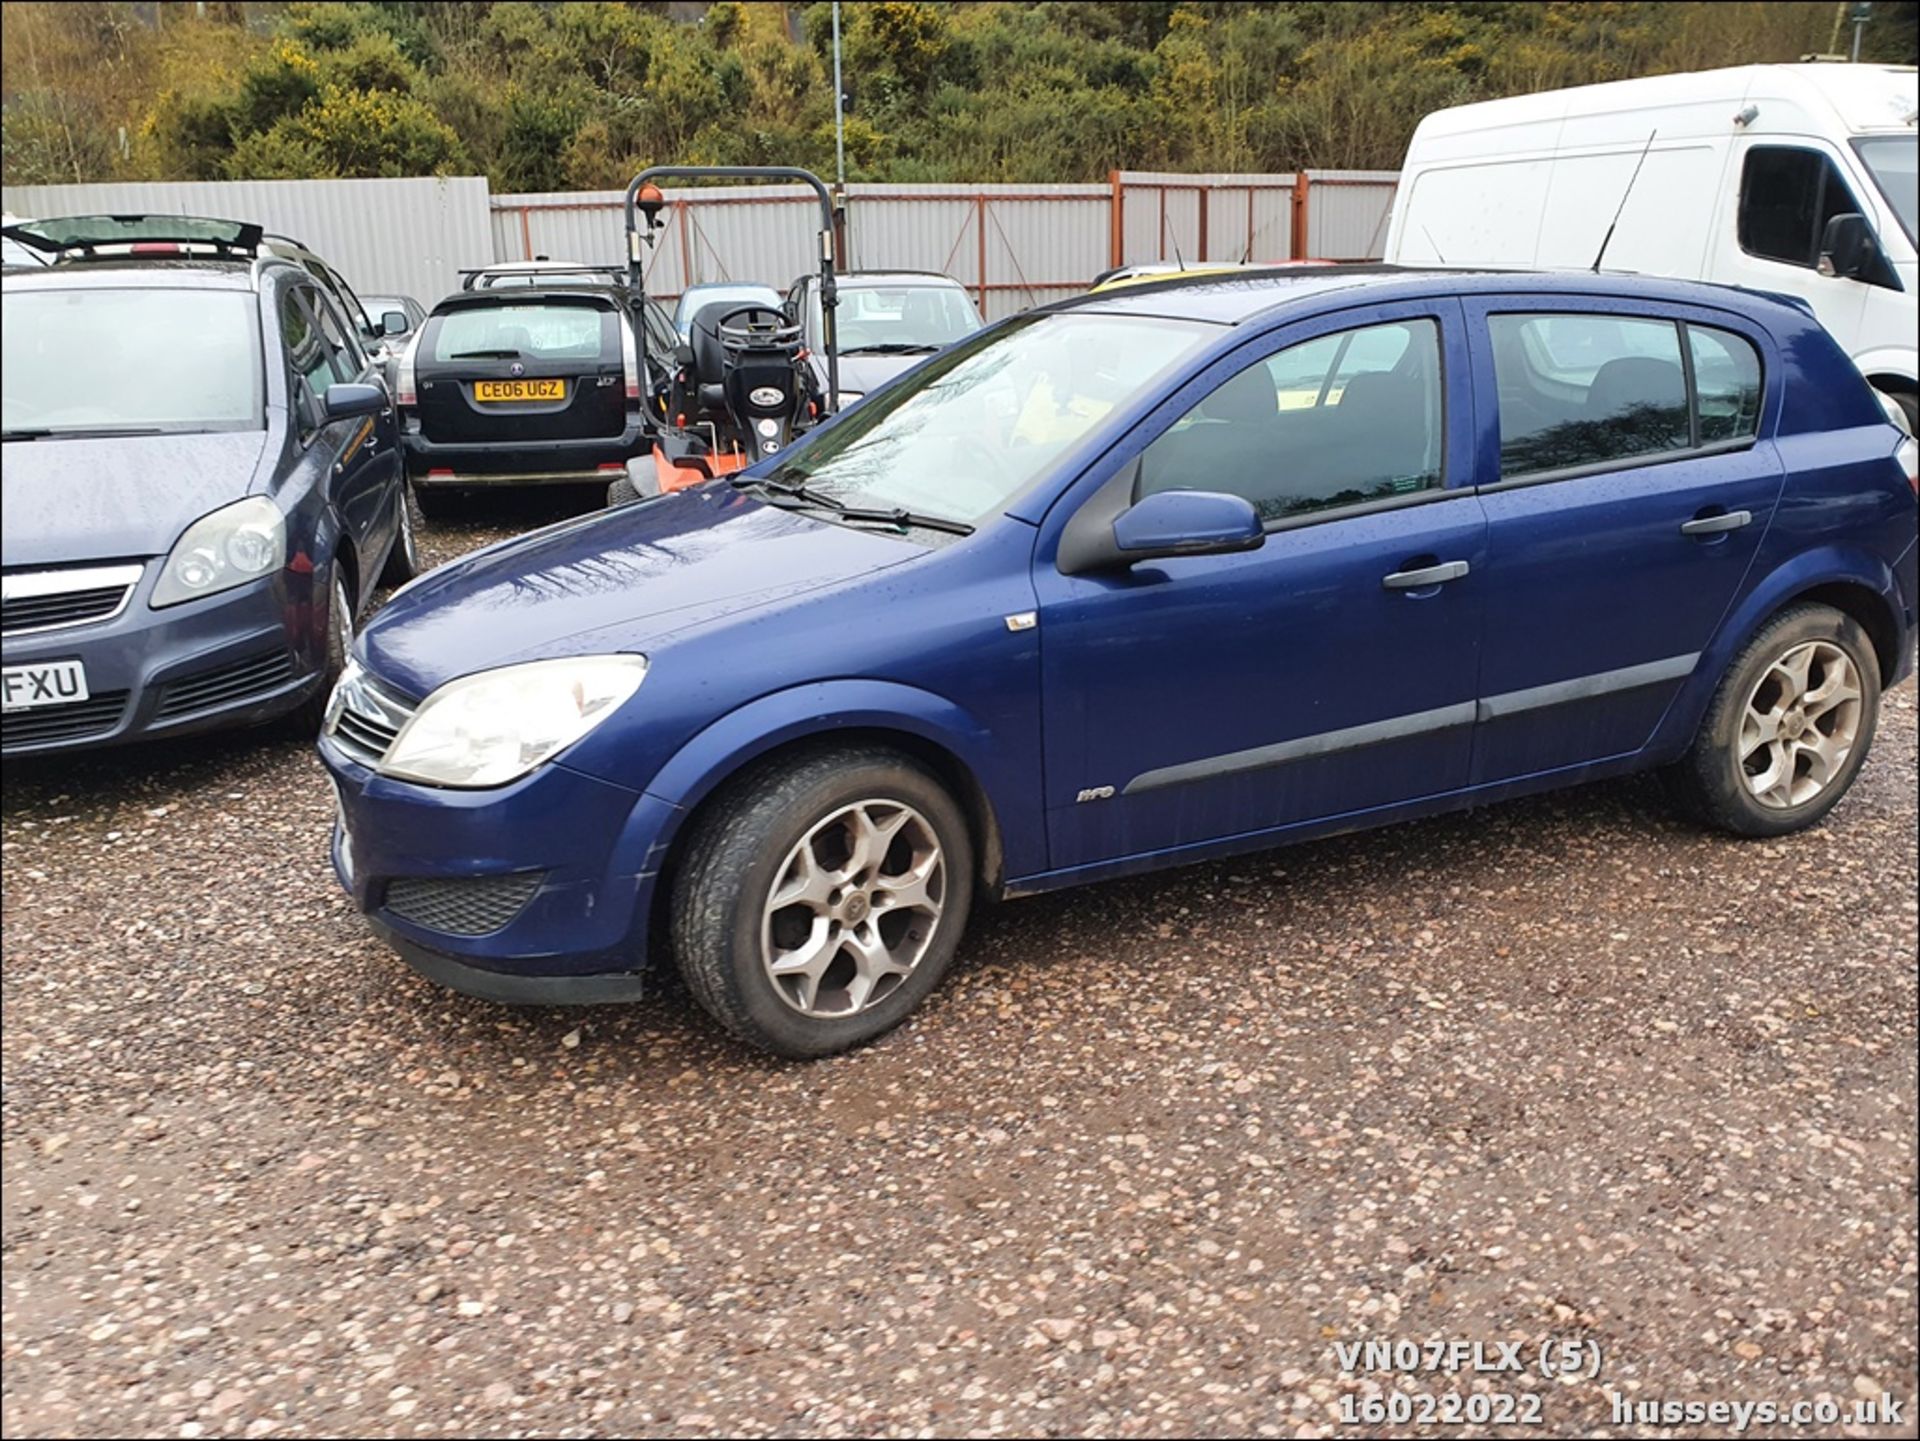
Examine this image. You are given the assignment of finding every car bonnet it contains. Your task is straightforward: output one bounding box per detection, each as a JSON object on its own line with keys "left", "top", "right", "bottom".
{"left": 358, "top": 485, "right": 923, "bottom": 698}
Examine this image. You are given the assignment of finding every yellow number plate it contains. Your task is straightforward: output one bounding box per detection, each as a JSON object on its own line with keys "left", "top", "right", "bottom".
{"left": 474, "top": 378, "right": 566, "bottom": 403}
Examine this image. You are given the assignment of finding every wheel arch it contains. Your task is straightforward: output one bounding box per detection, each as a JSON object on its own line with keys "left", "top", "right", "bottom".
{"left": 637, "top": 679, "right": 1017, "bottom": 906}
{"left": 1659, "top": 547, "right": 1908, "bottom": 758}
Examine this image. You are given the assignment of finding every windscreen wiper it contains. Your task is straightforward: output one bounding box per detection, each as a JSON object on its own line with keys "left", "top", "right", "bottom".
{"left": 840, "top": 343, "right": 940, "bottom": 355}
{"left": 450, "top": 348, "right": 522, "bottom": 359}
{"left": 741, "top": 473, "right": 973, "bottom": 536}
{"left": 3, "top": 426, "right": 167, "bottom": 441}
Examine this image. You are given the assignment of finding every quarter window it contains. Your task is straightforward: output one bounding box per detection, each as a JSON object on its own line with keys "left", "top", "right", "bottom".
{"left": 1689, "top": 326, "right": 1763, "bottom": 445}
{"left": 1738, "top": 146, "right": 1867, "bottom": 269}
{"left": 1136, "top": 318, "right": 1444, "bottom": 523}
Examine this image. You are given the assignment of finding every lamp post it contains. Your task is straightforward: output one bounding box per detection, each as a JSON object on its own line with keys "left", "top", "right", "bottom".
{"left": 832, "top": 2, "right": 847, "bottom": 189}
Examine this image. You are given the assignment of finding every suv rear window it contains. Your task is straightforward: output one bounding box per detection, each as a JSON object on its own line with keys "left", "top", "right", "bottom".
{"left": 431, "top": 304, "right": 610, "bottom": 363}
{"left": 3, "top": 287, "right": 262, "bottom": 435}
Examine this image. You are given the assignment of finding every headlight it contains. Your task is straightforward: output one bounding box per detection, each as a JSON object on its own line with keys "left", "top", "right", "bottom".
{"left": 150, "top": 497, "right": 286, "bottom": 608}
{"left": 378, "top": 655, "right": 648, "bottom": 788}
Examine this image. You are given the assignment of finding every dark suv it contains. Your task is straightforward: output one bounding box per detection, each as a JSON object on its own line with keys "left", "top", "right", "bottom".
{"left": 396, "top": 280, "right": 679, "bottom": 513}
{"left": 1, "top": 215, "right": 414, "bottom": 755}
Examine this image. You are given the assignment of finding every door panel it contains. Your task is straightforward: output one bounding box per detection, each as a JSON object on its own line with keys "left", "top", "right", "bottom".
{"left": 1038, "top": 499, "right": 1489, "bottom": 869}
{"left": 1033, "top": 299, "right": 1486, "bottom": 873}
{"left": 1463, "top": 296, "right": 1786, "bottom": 782}
{"left": 310, "top": 290, "right": 400, "bottom": 584}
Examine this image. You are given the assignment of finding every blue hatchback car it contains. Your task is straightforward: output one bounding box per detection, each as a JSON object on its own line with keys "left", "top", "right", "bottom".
{"left": 321, "top": 268, "right": 1919, "bottom": 1057}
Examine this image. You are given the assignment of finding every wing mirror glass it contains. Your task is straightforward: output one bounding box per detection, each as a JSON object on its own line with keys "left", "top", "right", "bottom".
{"left": 380, "top": 310, "right": 410, "bottom": 336}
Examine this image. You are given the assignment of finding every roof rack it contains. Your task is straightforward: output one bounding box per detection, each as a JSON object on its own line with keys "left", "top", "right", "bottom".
{"left": 1, "top": 214, "right": 264, "bottom": 261}
{"left": 458, "top": 263, "right": 626, "bottom": 290}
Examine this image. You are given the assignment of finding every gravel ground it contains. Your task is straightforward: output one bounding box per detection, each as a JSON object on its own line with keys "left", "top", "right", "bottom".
{"left": 4, "top": 490, "right": 1916, "bottom": 1439}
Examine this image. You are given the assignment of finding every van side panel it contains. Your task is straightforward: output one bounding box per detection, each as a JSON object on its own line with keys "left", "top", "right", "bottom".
{"left": 1534, "top": 143, "right": 1727, "bottom": 275}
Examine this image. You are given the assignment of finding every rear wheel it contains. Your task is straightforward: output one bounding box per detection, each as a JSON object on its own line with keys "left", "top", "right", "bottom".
{"left": 379, "top": 484, "right": 421, "bottom": 586}
{"left": 1664, "top": 603, "right": 1880, "bottom": 836}
{"left": 670, "top": 747, "right": 974, "bottom": 1058}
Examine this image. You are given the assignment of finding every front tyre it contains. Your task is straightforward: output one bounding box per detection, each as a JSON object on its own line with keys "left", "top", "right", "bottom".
{"left": 292, "top": 571, "right": 355, "bottom": 734}
{"left": 670, "top": 748, "right": 974, "bottom": 1058}
{"left": 1664, "top": 603, "right": 1881, "bottom": 836}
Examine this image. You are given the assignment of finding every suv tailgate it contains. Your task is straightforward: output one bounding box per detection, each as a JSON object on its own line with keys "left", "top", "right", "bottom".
{"left": 414, "top": 294, "right": 627, "bottom": 444}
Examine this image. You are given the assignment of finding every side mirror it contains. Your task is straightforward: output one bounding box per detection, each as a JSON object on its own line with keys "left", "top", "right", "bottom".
{"left": 1112, "top": 490, "right": 1265, "bottom": 562}
{"left": 380, "top": 310, "right": 410, "bottom": 337}
{"left": 323, "top": 382, "right": 387, "bottom": 423}
{"left": 1818, "top": 213, "right": 1897, "bottom": 288}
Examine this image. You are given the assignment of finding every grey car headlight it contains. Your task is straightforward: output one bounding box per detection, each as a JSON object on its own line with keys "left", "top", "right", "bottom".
{"left": 150, "top": 497, "right": 286, "bottom": 608}
{"left": 377, "top": 655, "right": 649, "bottom": 788}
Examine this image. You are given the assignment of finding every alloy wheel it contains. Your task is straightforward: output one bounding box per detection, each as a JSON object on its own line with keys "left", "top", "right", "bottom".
{"left": 1738, "top": 640, "right": 1862, "bottom": 809}
{"left": 398, "top": 489, "right": 420, "bottom": 572}
{"left": 761, "top": 799, "right": 946, "bottom": 1017}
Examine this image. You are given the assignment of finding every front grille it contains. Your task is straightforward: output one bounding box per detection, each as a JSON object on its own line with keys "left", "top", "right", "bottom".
{"left": 2, "top": 690, "right": 131, "bottom": 748}
{"left": 2, "top": 585, "right": 132, "bottom": 635}
{"left": 325, "top": 665, "right": 417, "bottom": 767}
{"left": 1, "top": 564, "right": 143, "bottom": 637}
{"left": 156, "top": 650, "right": 296, "bottom": 720}
{"left": 384, "top": 872, "right": 546, "bottom": 936}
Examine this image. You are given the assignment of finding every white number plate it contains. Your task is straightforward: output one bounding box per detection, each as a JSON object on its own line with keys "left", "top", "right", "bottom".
{"left": 1, "top": 659, "right": 89, "bottom": 712}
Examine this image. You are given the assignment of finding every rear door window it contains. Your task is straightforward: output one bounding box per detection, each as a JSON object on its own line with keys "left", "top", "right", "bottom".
{"left": 431, "top": 305, "right": 611, "bottom": 363}
{"left": 1489, "top": 313, "right": 1764, "bottom": 480}
{"left": 1738, "top": 146, "right": 1870, "bottom": 268}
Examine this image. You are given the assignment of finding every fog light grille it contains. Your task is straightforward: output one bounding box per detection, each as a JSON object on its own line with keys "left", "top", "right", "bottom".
{"left": 383, "top": 872, "right": 545, "bottom": 936}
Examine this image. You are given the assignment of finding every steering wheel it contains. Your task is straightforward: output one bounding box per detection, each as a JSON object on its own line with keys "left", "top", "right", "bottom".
{"left": 714, "top": 305, "right": 797, "bottom": 346}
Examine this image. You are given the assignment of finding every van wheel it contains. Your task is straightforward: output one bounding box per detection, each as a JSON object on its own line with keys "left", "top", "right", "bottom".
{"left": 670, "top": 748, "right": 974, "bottom": 1058}
{"left": 1663, "top": 603, "right": 1880, "bottom": 836}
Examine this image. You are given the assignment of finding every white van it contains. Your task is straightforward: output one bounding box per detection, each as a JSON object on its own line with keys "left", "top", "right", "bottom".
{"left": 1385, "top": 64, "right": 1919, "bottom": 425}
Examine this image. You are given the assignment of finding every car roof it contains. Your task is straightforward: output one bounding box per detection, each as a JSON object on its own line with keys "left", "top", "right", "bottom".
{"left": 836, "top": 270, "right": 964, "bottom": 288}
{"left": 1062, "top": 264, "right": 1806, "bottom": 326}
{"left": 429, "top": 282, "right": 629, "bottom": 313}
{"left": 1, "top": 256, "right": 266, "bottom": 293}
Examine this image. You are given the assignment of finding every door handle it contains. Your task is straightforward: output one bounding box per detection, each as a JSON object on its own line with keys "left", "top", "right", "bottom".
{"left": 1680, "top": 509, "right": 1751, "bottom": 537}
{"left": 1382, "top": 560, "right": 1470, "bottom": 590}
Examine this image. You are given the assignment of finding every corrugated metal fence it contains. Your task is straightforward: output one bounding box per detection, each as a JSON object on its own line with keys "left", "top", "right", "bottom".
{"left": 0, "top": 176, "right": 491, "bottom": 306}
{"left": 6, "top": 170, "right": 1398, "bottom": 321}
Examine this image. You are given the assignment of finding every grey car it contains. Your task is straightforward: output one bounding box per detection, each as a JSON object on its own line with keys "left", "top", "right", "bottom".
{"left": 1, "top": 215, "right": 414, "bottom": 755}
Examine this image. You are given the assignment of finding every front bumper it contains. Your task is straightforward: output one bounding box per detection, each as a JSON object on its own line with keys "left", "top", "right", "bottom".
{"left": 2, "top": 568, "right": 322, "bottom": 756}
{"left": 403, "top": 418, "right": 648, "bottom": 485}
{"left": 322, "top": 735, "right": 677, "bottom": 992}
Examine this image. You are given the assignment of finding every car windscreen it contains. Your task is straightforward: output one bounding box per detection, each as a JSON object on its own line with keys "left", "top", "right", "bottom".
{"left": 1854, "top": 136, "right": 1917, "bottom": 246}
{"left": 837, "top": 285, "right": 981, "bottom": 351}
{"left": 674, "top": 286, "right": 779, "bottom": 332}
{"left": 429, "top": 303, "right": 611, "bottom": 362}
{"left": 2, "top": 287, "right": 263, "bottom": 436}
{"left": 765, "top": 312, "right": 1215, "bottom": 526}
